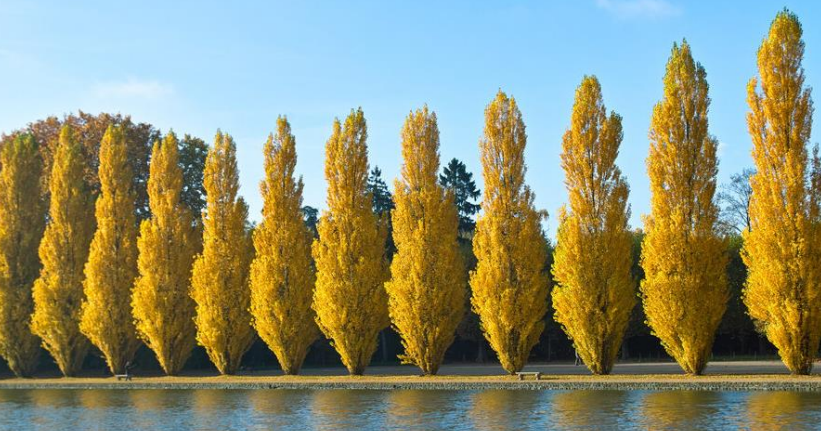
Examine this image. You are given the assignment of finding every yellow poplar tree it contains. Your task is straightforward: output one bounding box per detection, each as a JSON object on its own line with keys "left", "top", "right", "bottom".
{"left": 31, "top": 126, "right": 95, "bottom": 376}
{"left": 743, "top": 10, "right": 820, "bottom": 375}
{"left": 471, "top": 91, "right": 548, "bottom": 374}
{"left": 132, "top": 132, "right": 199, "bottom": 375}
{"left": 642, "top": 41, "right": 727, "bottom": 375}
{"left": 191, "top": 130, "right": 255, "bottom": 375}
{"left": 551, "top": 76, "right": 635, "bottom": 375}
{"left": 386, "top": 106, "right": 465, "bottom": 376}
{"left": 80, "top": 125, "right": 141, "bottom": 375}
{"left": 250, "top": 117, "right": 319, "bottom": 375}
{"left": 312, "top": 108, "right": 389, "bottom": 375}
{"left": 0, "top": 134, "right": 46, "bottom": 377}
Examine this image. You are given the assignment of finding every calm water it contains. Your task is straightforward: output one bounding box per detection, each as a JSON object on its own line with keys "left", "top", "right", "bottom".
{"left": 0, "top": 389, "right": 819, "bottom": 430}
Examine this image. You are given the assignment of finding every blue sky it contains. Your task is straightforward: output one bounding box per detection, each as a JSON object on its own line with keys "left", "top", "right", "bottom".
{"left": 1, "top": 1, "right": 819, "bottom": 238}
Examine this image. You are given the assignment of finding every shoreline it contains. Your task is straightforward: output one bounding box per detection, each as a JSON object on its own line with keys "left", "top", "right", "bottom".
{"left": 1, "top": 359, "right": 820, "bottom": 391}
{"left": 1, "top": 376, "right": 820, "bottom": 391}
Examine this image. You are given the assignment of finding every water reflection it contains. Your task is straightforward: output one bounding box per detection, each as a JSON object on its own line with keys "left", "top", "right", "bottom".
{"left": 470, "top": 390, "right": 547, "bottom": 430}
{"left": 130, "top": 389, "right": 172, "bottom": 411}
{"left": 27, "top": 388, "right": 64, "bottom": 408}
{"left": 78, "top": 387, "right": 121, "bottom": 409}
{"left": 387, "top": 389, "right": 435, "bottom": 429}
{"left": 190, "top": 388, "right": 228, "bottom": 429}
{"left": 746, "top": 391, "right": 821, "bottom": 430}
{"left": 248, "top": 389, "right": 312, "bottom": 429}
{"left": 0, "top": 388, "right": 817, "bottom": 430}
{"left": 640, "top": 390, "right": 730, "bottom": 430}
{"left": 77, "top": 388, "right": 125, "bottom": 430}
{"left": 310, "top": 389, "right": 386, "bottom": 430}
{"left": 129, "top": 390, "right": 190, "bottom": 430}
{"left": 5, "top": 390, "right": 52, "bottom": 430}
{"left": 551, "top": 390, "right": 632, "bottom": 429}
{"left": 387, "top": 389, "right": 468, "bottom": 429}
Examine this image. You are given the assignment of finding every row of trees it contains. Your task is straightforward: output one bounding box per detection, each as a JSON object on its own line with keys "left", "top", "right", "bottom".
{"left": 0, "top": 9, "right": 815, "bottom": 377}
{"left": 552, "top": 10, "right": 818, "bottom": 376}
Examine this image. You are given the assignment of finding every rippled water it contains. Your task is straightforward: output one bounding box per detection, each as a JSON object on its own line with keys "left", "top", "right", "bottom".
{"left": 0, "top": 389, "right": 819, "bottom": 430}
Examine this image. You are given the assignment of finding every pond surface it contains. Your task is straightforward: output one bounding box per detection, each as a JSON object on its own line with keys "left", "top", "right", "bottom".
{"left": 0, "top": 389, "right": 819, "bottom": 430}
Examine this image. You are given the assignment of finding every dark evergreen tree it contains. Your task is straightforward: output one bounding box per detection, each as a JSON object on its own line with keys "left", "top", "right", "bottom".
{"left": 368, "top": 166, "right": 395, "bottom": 215}
{"left": 366, "top": 166, "right": 396, "bottom": 362}
{"left": 301, "top": 206, "right": 319, "bottom": 237}
{"left": 440, "top": 158, "right": 485, "bottom": 361}
{"left": 439, "top": 158, "right": 481, "bottom": 234}
{"left": 178, "top": 134, "right": 208, "bottom": 218}
{"left": 367, "top": 166, "right": 395, "bottom": 257}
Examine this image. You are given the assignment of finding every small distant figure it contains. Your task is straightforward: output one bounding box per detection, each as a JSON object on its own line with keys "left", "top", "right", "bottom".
{"left": 115, "top": 360, "right": 136, "bottom": 381}
{"left": 574, "top": 350, "right": 581, "bottom": 367}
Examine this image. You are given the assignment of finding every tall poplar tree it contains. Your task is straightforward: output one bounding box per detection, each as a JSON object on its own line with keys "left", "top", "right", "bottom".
{"left": 642, "top": 41, "right": 727, "bottom": 375}
{"left": 250, "top": 117, "right": 319, "bottom": 375}
{"left": 386, "top": 106, "right": 465, "bottom": 376}
{"left": 471, "top": 91, "right": 548, "bottom": 374}
{"left": 80, "top": 125, "right": 141, "bottom": 375}
{"left": 743, "top": 10, "right": 820, "bottom": 375}
{"left": 551, "top": 76, "right": 635, "bottom": 375}
{"left": 0, "top": 134, "right": 46, "bottom": 377}
{"left": 31, "top": 126, "right": 94, "bottom": 376}
{"left": 132, "top": 132, "right": 199, "bottom": 375}
{"left": 191, "top": 130, "right": 255, "bottom": 375}
{"left": 312, "top": 108, "right": 389, "bottom": 375}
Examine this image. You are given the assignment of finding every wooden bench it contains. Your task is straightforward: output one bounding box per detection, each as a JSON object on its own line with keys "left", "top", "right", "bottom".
{"left": 114, "top": 373, "right": 132, "bottom": 381}
{"left": 115, "top": 361, "right": 136, "bottom": 381}
{"left": 516, "top": 371, "right": 541, "bottom": 381}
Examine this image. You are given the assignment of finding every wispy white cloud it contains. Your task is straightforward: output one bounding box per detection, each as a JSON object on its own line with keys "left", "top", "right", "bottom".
{"left": 595, "top": 0, "right": 681, "bottom": 19}
{"left": 91, "top": 78, "right": 174, "bottom": 100}
{"left": 717, "top": 140, "right": 727, "bottom": 158}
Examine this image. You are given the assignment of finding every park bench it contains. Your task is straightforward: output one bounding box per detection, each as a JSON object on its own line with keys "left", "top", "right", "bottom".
{"left": 115, "top": 361, "right": 136, "bottom": 381}
{"left": 516, "top": 371, "right": 541, "bottom": 381}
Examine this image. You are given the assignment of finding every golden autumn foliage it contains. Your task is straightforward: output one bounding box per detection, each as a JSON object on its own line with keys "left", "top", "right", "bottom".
{"left": 250, "top": 117, "right": 319, "bottom": 375}
{"left": 551, "top": 76, "right": 635, "bottom": 375}
{"left": 471, "top": 91, "right": 549, "bottom": 374}
{"left": 3, "top": 12, "right": 817, "bottom": 377}
{"left": 31, "top": 126, "right": 95, "bottom": 376}
{"left": 0, "top": 134, "right": 46, "bottom": 377}
{"left": 312, "top": 109, "right": 390, "bottom": 376}
{"left": 743, "top": 10, "right": 820, "bottom": 375}
{"left": 642, "top": 41, "right": 728, "bottom": 375}
{"left": 386, "top": 106, "right": 465, "bottom": 376}
{"left": 191, "top": 130, "right": 255, "bottom": 375}
{"left": 132, "top": 132, "right": 199, "bottom": 375}
{"left": 80, "top": 125, "right": 141, "bottom": 375}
